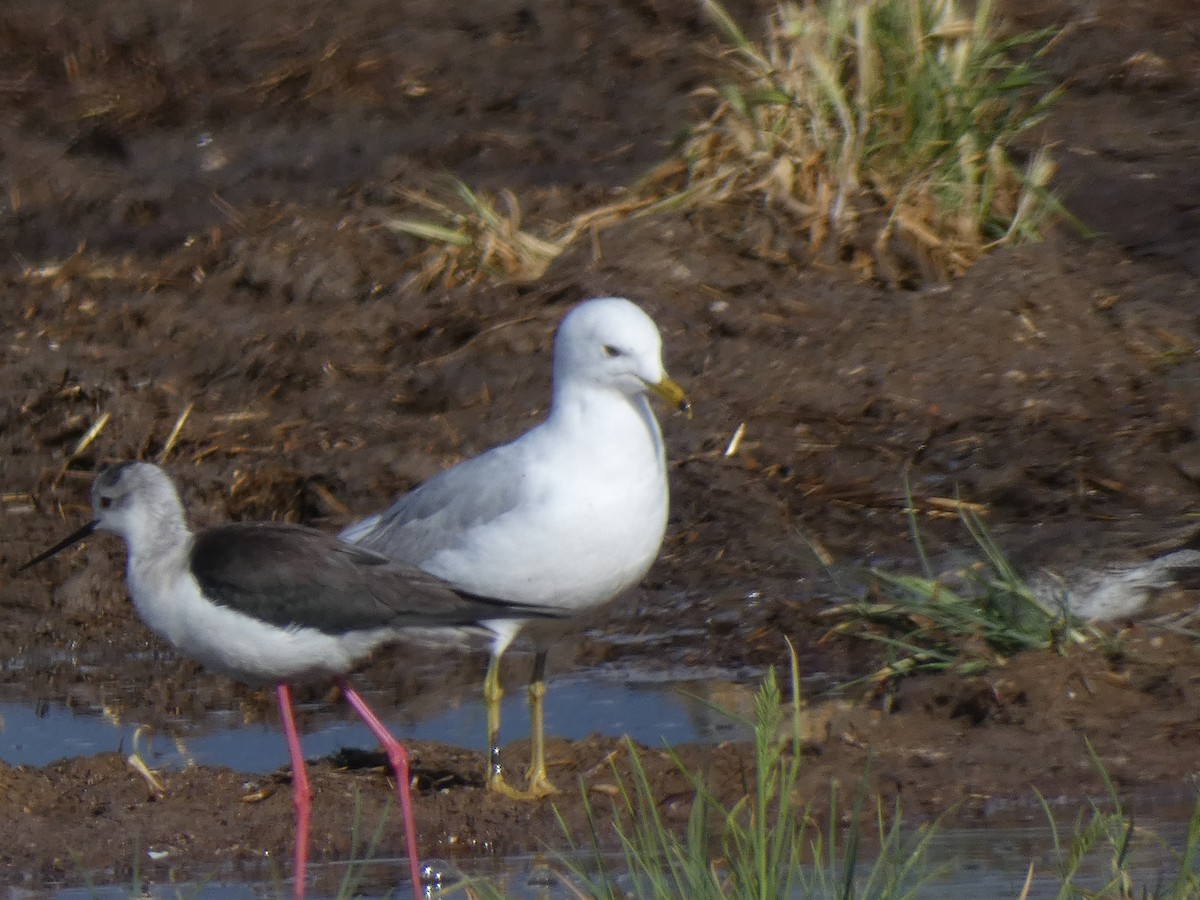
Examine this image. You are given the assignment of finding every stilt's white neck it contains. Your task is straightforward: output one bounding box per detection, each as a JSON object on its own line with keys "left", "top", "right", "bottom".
{"left": 115, "top": 485, "right": 194, "bottom": 584}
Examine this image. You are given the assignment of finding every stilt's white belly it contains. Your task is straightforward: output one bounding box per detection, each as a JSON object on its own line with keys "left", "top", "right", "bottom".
{"left": 127, "top": 564, "right": 394, "bottom": 686}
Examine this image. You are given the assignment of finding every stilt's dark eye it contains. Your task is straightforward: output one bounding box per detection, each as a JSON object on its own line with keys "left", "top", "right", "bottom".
{"left": 602, "top": 344, "right": 621, "bottom": 358}
{"left": 98, "top": 496, "right": 113, "bottom": 509}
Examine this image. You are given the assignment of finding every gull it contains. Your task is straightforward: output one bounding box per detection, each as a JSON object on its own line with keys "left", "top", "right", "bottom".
{"left": 340, "top": 297, "right": 688, "bottom": 798}
{"left": 17, "top": 461, "right": 560, "bottom": 898}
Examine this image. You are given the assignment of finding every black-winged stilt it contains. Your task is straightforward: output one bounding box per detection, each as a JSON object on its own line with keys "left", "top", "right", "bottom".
{"left": 19, "top": 461, "right": 561, "bottom": 897}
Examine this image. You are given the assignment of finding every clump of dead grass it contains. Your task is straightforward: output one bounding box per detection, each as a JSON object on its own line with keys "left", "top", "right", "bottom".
{"left": 383, "top": 0, "right": 1064, "bottom": 289}
{"left": 382, "top": 179, "right": 657, "bottom": 290}
{"left": 383, "top": 181, "right": 567, "bottom": 289}
{"left": 648, "top": 0, "right": 1062, "bottom": 284}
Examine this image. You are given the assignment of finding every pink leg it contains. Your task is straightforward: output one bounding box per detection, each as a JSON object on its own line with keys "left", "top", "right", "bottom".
{"left": 276, "top": 683, "right": 310, "bottom": 900}
{"left": 336, "top": 677, "right": 423, "bottom": 900}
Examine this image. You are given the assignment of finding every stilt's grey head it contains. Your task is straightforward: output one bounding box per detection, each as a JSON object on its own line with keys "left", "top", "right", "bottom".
{"left": 552, "top": 297, "right": 689, "bottom": 412}
{"left": 15, "top": 462, "right": 187, "bottom": 574}
{"left": 89, "top": 462, "right": 186, "bottom": 540}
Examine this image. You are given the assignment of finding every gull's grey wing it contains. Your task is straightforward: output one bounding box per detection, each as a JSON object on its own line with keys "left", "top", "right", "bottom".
{"left": 191, "top": 522, "right": 557, "bottom": 636}
{"left": 339, "top": 443, "right": 527, "bottom": 566}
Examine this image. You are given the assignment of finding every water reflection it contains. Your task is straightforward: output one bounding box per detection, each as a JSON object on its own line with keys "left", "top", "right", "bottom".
{"left": 30, "top": 823, "right": 1197, "bottom": 900}
{"left": 0, "top": 670, "right": 756, "bottom": 772}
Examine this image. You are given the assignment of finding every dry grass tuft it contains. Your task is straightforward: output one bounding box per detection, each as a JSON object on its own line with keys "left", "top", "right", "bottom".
{"left": 384, "top": 0, "right": 1064, "bottom": 289}
{"left": 642, "top": 0, "right": 1063, "bottom": 285}
{"left": 383, "top": 179, "right": 660, "bottom": 290}
{"left": 383, "top": 181, "right": 567, "bottom": 289}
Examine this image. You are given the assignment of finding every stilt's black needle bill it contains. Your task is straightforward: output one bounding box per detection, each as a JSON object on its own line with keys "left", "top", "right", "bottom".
{"left": 15, "top": 520, "right": 99, "bottom": 575}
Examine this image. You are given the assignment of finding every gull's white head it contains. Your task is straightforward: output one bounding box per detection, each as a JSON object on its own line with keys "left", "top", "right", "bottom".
{"left": 552, "top": 297, "right": 688, "bottom": 411}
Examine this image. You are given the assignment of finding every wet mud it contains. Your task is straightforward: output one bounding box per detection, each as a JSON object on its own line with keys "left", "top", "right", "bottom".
{"left": 2, "top": 0, "right": 1200, "bottom": 889}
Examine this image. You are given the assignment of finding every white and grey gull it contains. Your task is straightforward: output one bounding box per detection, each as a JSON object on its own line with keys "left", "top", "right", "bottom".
{"left": 340, "top": 296, "right": 689, "bottom": 798}
{"left": 17, "top": 461, "right": 561, "bottom": 898}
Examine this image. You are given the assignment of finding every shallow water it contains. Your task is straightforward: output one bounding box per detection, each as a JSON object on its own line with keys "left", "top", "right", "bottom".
{"left": 3, "top": 649, "right": 1198, "bottom": 899}
{"left": 24, "top": 819, "right": 1198, "bottom": 900}
{"left": 470, "top": 823, "right": 1200, "bottom": 899}
{"left": 0, "top": 668, "right": 757, "bottom": 772}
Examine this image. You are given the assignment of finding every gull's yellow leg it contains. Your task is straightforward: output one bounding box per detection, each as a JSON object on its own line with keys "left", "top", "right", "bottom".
{"left": 485, "top": 649, "right": 557, "bottom": 800}
{"left": 483, "top": 653, "right": 508, "bottom": 789}
{"left": 524, "top": 650, "right": 558, "bottom": 798}
{"left": 485, "top": 651, "right": 537, "bottom": 799}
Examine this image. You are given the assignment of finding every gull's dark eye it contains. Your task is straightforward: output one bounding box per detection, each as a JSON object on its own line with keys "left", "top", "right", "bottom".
{"left": 98, "top": 495, "right": 113, "bottom": 510}
{"left": 602, "top": 344, "right": 621, "bottom": 358}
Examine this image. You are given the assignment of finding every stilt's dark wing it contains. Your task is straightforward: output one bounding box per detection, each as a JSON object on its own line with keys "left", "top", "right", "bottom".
{"left": 191, "top": 522, "right": 560, "bottom": 636}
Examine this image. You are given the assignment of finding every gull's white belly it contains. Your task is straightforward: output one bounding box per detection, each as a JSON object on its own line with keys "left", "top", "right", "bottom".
{"left": 424, "top": 454, "right": 667, "bottom": 611}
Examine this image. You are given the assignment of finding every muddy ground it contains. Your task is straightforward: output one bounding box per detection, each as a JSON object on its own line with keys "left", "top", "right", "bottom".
{"left": 2, "top": 0, "right": 1200, "bottom": 891}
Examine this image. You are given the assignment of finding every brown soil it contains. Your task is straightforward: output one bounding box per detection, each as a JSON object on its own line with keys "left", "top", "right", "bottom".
{"left": 2, "top": 0, "right": 1200, "bottom": 891}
